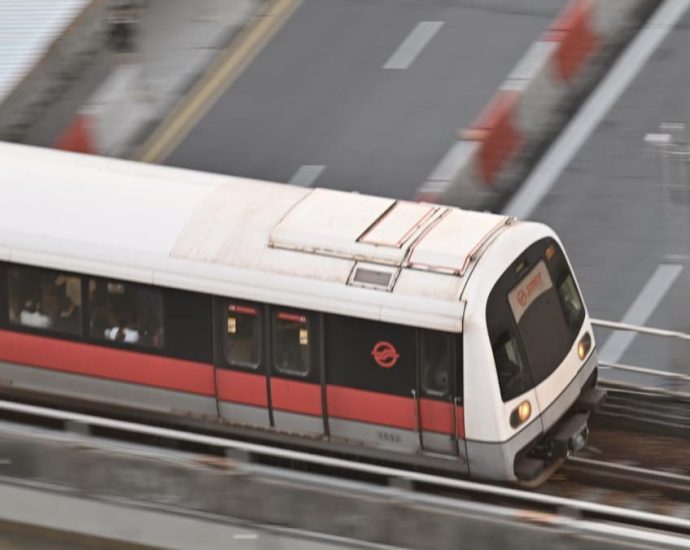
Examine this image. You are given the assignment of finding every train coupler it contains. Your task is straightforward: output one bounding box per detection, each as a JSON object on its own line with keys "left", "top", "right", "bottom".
{"left": 552, "top": 412, "right": 590, "bottom": 457}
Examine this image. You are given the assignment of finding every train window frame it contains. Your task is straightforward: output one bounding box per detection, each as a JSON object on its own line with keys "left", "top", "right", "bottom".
{"left": 556, "top": 272, "right": 585, "bottom": 330}
{"left": 7, "top": 264, "right": 84, "bottom": 338}
{"left": 272, "top": 309, "right": 311, "bottom": 377}
{"left": 87, "top": 277, "right": 165, "bottom": 349}
{"left": 455, "top": 334, "right": 464, "bottom": 405}
{"left": 224, "top": 301, "right": 262, "bottom": 370}
{"left": 419, "top": 330, "right": 453, "bottom": 398}
{"left": 488, "top": 237, "right": 586, "bottom": 402}
{"left": 492, "top": 330, "right": 533, "bottom": 402}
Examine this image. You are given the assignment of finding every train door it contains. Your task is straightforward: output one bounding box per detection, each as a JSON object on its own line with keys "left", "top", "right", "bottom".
{"left": 214, "top": 299, "right": 271, "bottom": 428}
{"left": 324, "top": 314, "right": 420, "bottom": 454}
{"left": 268, "top": 307, "right": 326, "bottom": 436}
{"left": 416, "top": 330, "right": 467, "bottom": 462}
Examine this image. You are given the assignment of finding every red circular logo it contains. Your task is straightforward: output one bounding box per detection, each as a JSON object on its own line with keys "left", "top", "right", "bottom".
{"left": 517, "top": 289, "right": 527, "bottom": 306}
{"left": 371, "top": 341, "right": 399, "bottom": 369}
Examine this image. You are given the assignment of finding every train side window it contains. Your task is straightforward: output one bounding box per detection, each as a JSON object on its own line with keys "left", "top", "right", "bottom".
{"left": 493, "top": 331, "right": 531, "bottom": 402}
{"left": 557, "top": 274, "right": 584, "bottom": 327}
{"left": 225, "top": 303, "right": 261, "bottom": 369}
{"left": 8, "top": 266, "right": 83, "bottom": 336}
{"left": 273, "top": 311, "right": 310, "bottom": 376}
{"left": 88, "top": 279, "right": 164, "bottom": 348}
{"left": 420, "top": 330, "right": 452, "bottom": 397}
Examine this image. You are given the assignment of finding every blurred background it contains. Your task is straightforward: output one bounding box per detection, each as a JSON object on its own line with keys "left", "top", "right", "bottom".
{"left": 1, "top": 0, "right": 690, "bottom": 547}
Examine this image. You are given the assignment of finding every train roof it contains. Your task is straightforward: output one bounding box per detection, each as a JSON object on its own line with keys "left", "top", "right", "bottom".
{"left": 0, "top": 142, "right": 522, "bottom": 331}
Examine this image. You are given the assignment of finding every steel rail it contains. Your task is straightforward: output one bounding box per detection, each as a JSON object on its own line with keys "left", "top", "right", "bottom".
{"left": 567, "top": 456, "right": 690, "bottom": 485}
{"left": 562, "top": 457, "right": 690, "bottom": 502}
{"left": 0, "top": 399, "right": 688, "bottom": 535}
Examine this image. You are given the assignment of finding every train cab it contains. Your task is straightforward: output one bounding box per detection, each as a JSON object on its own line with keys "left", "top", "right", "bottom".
{"left": 462, "top": 223, "right": 605, "bottom": 481}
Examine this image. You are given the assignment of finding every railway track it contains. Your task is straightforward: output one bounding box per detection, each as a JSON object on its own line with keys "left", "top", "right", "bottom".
{"left": 562, "top": 457, "right": 690, "bottom": 500}
{"left": 596, "top": 382, "right": 690, "bottom": 436}
{"left": 540, "top": 454, "right": 690, "bottom": 522}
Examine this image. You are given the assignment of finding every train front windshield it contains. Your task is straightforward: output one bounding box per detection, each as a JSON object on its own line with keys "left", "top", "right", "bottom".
{"left": 487, "top": 238, "right": 586, "bottom": 402}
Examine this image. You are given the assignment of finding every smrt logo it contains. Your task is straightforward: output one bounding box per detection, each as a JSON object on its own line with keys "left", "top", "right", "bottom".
{"left": 371, "top": 341, "right": 399, "bottom": 368}
{"left": 517, "top": 289, "right": 528, "bottom": 306}
{"left": 517, "top": 271, "right": 543, "bottom": 307}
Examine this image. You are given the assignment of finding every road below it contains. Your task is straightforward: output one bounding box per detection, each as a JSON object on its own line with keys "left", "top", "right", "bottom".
{"left": 517, "top": 1, "right": 690, "bottom": 375}
{"left": 166, "top": 0, "right": 566, "bottom": 199}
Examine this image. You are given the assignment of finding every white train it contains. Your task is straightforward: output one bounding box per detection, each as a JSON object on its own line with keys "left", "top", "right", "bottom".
{"left": 0, "top": 142, "right": 603, "bottom": 482}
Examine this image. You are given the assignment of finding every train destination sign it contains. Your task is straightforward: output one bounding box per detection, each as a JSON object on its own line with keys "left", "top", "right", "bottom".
{"left": 508, "top": 260, "right": 553, "bottom": 322}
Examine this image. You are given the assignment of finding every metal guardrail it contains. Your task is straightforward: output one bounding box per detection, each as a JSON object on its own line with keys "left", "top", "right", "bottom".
{"left": 0, "top": 398, "right": 689, "bottom": 541}
{"left": 592, "top": 318, "right": 690, "bottom": 342}
{"left": 587, "top": 318, "right": 690, "bottom": 434}
{"left": 599, "top": 361, "right": 690, "bottom": 397}
{"left": 592, "top": 318, "right": 690, "bottom": 393}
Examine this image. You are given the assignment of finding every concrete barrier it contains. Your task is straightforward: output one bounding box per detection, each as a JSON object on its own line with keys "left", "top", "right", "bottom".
{"left": 0, "top": 426, "right": 682, "bottom": 549}
{"left": 417, "top": 0, "right": 658, "bottom": 211}
{"left": 549, "top": 0, "right": 600, "bottom": 82}
{"left": 55, "top": 64, "right": 152, "bottom": 155}
{"left": 0, "top": 1, "right": 106, "bottom": 142}
{"left": 54, "top": 113, "right": 98, "bottom": 153}
{"left": 53, "top": 0, "right": 259, "bottom": 157}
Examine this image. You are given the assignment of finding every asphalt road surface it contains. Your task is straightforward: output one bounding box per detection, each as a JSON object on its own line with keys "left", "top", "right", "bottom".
{"left": 166, "top": 0, "right": 566, "bottom": 199}
{"left": 523, "top": 1, "right": 690, "bottom": 377}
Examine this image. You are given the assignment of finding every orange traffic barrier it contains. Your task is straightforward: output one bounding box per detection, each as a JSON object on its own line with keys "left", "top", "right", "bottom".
{"left": 464, "top": 90, "right": 523, "bottom": 185}
{"left": 548, "top": 0, "right": 599, "bottom": 82}
{"left": 54, "top": 114, "right": 95, "bottom": 154}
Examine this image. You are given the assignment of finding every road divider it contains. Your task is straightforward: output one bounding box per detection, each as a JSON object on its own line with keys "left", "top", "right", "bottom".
{"left": 417, "top": 0, "right": 657, "bottom": 211}
{"left": 135, "top": 0, "right": 301, "bottom": 163}
{"left": 0, "top": 1, "right": 105, "bottom": 143}
{"left": 53, "top": 0, "right": 275, "bottom": 159}
{"left": 548, "top": 0, "right": 599, "bottom": 82}
{"left": 54, "top": 64, "right": 149, "bottom": 156}
{"left": 54, "top": 113, "right": 97, "bottom": 154}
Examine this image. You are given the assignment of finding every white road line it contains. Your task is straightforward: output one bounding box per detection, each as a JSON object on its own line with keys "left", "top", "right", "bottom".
{"left": 503, "top": 0, "right": 690, "bottom": 219}
{"left": 383, "top": 21, "right": 444, "bottom": 70}
{"left": 599, "top": 264, "right": 683, "bottom": 363}
{"left": 288, "top": 165, "right": 325, "bottom": 187}
{"left": 665, "top": 253, "right": 690, "bottom": 262}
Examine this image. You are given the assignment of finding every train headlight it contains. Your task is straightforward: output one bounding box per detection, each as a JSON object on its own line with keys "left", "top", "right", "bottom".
{"left": 510, "top": 400, "right": 532, "bottom": 428}
{"left": 577, "top": 332, "right": 592, "bottom": 360}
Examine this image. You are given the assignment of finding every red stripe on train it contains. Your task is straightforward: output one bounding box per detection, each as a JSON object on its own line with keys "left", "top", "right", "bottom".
{"left": 0, "top": 330, "right": 466, "bottom": 436}
{"left": 270, "top": 377, "right": 322, "bottom": 416}
{"left": 419, "top": 398, "right": 465, "bottom": 438}
{"left": 215, "top": 369, "right": 268, "bottom": 407}
{"left": 327, "top": 386, "right": 464, "bottom": 436}
{"left": 0, "top": 330, "right": 214, "bottom": 396}
{"left": 327, "top": 385, "right": 415, "bottom": 430}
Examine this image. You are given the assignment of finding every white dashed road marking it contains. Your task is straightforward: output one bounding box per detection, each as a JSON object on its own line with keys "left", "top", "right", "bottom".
{"left": 383, "top": 21, "right": 444, "bottom": 70}
{"left": 599, "top": 264, "right": 683, "bottom": 363}
{"left": 288, "top": 165, "right": 326, "bottom": 187}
